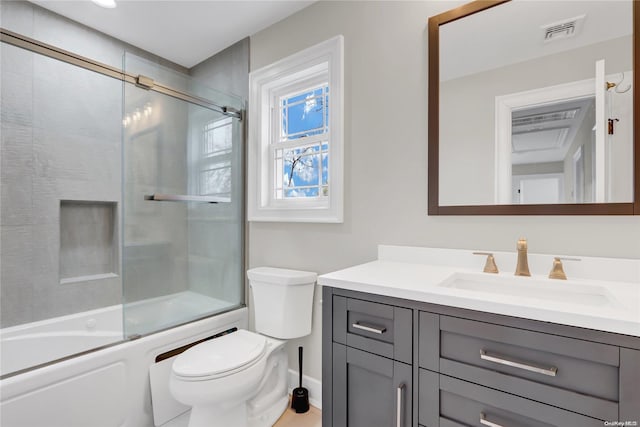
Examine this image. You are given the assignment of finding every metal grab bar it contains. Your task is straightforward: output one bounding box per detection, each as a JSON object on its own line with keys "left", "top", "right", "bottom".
{"left": 480, "top": 350, "right": 558, "bottom": 377}
{"left": 144, "top": 194, "right": 230, "bottom": 204}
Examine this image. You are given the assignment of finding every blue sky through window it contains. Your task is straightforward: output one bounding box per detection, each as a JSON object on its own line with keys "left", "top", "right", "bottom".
{"left": 276, "top": 84, "right": 329, "bottom": 199}
{"left": 281, "top": 86, "right": 328, "bottom": 140}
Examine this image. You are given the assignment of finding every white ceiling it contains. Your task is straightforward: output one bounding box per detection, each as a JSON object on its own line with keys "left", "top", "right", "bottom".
{"left": 29, "top": 0, "right": 314, "bottom": 68}
{"left": 440, "top": 0, "right": 633, "bottom": 81}
{"left": 511, "top": 98, "right": 594, "bottom": 165}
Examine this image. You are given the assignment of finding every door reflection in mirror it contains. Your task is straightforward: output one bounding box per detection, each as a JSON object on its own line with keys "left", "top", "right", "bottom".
{"left": 438, "top": 0, "right": 634, "bottom": 206}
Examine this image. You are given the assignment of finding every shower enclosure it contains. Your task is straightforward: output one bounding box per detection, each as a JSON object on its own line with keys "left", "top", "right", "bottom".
{"left": 0, "top": 29, "right": 245, "bottom": 377}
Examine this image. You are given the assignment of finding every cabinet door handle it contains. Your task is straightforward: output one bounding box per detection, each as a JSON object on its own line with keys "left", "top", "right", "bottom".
{"left": 352, "top": 322, "right": 386, "bottom": 334}
{"left": 396, "top": 384, "right": 405, "bottom": 427}
{"left": 480, "top": 350, "right": 558, "bottom": 377}
{"left": 480, "top": 412, "right": 506, "bottom": 427}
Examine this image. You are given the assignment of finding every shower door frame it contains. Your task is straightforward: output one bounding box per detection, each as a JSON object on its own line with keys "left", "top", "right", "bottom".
{"left": 0, "top": 28, "right": 242, "bottom": 120}
{"left": 0, "top": 27, "right": 247, "bottom": 378}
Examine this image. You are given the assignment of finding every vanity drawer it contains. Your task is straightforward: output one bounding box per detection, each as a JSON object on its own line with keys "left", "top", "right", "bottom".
{"left": 439, "top": 316, "right": 620, "bottom": 403}
{"left": 333, "top": 296, "right": 412, "bottom": 364}
{"left": 438, "top": 375, "right": 603, "bottom": 427}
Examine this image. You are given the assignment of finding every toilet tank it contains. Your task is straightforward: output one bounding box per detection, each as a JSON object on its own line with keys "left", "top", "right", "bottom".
{"left": 247, "top": 267, "right": 317, "bottom": 339}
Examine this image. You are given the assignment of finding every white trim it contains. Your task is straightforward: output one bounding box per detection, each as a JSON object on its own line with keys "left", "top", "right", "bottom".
{"left": 494, "top": 78, "right": 595, "bottom": 204}
{"left": 287, "top": 369, "right": 322, "bottom": 409}
{"left": 594, "top": 59, "right": 606, "bottom": 202}
{"left": 573, "top": 145, "right": 585, "bottom": 203}
{"left": 248, "top": 36, "right": 344, "bottom": 223}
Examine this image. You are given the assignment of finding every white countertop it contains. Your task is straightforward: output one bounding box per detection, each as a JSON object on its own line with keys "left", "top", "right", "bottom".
{"left": 318, "top": 246, "right": 640, "bottom": 337}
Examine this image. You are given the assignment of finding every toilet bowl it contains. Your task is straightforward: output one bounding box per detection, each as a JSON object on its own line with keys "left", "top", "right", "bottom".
{"left": 169, "top": 267, "right": 316, "bottom": 427}
{"left": 170, "top": 329, "right": 287, "bottom": 427}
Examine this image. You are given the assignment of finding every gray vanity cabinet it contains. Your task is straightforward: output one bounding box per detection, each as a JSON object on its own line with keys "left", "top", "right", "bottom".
{"left": 329, "top": 295, "right": 413, "bottom": 427}
{"left": 332, "top": 296, "right": 413, "bottom": 364}
{"left": 435, "top": 375, "right": 603, "bottom": 427}
{"left": 332, "top": 344, "right": 412, "bottom": 427}
{"left": 437, "top": 315, "right": 620, "bottom": 420}
{"left": 322, "top": 287, "right": 640, "bottom": 427}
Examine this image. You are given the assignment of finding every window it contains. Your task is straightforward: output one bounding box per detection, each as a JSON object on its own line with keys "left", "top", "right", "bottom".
{"left": 248, "top": 36, "right": 343, "bottom": 222}
{"left": 199, "top": 117, "right": 232, "bottom": 198}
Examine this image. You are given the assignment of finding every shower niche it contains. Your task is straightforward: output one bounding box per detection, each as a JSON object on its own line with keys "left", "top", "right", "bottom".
{"left": 59, "top": 200, "right": 118, "bottom": 284}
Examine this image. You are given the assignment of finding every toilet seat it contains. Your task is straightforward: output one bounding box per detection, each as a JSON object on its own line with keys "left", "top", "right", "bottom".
{"left": 172, "top": 330, "right": 267, "bottom": 381}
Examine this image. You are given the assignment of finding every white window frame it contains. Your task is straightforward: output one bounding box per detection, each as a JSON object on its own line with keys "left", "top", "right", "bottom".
{"left": 198, "top": 116, "right": 233, "bottom": 198}
{"left": 187, "top": 110, "right": 236, "bottom": 221}
{"left": 248, "top": 36, "right": 344, "bottom": 223}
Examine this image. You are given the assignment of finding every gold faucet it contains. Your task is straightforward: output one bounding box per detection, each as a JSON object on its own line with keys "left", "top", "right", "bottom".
{"left": 548, "top": 257, "right": 581, "bottom": 280}
{"left": 549, "top": 258, "right": 567, "bottom": 280}
{"left": 473, "top": 252, "right": 499, "bottom": 273}
{"left": 515, "top": 238, "right": 531, "bottom": 276}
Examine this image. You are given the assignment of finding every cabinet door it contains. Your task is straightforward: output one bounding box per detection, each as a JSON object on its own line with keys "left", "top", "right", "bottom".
{"left": 620, "top": 348, "right": 640, "bottom": 423}
{"left": 332, "top": 343, "right": 412, "bottom": 427}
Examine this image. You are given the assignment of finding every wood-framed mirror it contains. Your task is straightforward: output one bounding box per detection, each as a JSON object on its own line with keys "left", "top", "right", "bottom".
{"left": 428, "top": 0, "right": 639, "bottom": 215}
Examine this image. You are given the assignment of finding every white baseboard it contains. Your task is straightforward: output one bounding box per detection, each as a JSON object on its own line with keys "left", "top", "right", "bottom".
{"left": 287, "top": 369, "right": 322, "bottom": 410}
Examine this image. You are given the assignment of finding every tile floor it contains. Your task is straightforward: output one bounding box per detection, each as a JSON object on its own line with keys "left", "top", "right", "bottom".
{"left": 274, "top": 403, "right": 322, "bottom": 427}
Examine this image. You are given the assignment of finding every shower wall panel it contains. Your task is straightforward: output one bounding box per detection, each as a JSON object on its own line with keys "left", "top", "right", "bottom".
{"left": 1, "top": 0, "right": 246, "bottom": 338}
{"left": 187, "top": 38, "right": 248, "bottom": 309}
{"left": 0, "top": 1, "right": 187, "bottom": 329}
{"left": 1, "top": 43, "right": 122, "bottom": 327}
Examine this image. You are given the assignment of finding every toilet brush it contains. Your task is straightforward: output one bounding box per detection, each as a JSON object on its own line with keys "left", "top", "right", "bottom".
{"left": 291, "top": 346, "right": 310, "bottom": 413}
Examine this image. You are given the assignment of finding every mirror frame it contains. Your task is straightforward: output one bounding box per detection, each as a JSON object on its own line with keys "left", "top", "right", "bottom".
{"left": 428, "top": 0, "right": 639, "bottom": 215}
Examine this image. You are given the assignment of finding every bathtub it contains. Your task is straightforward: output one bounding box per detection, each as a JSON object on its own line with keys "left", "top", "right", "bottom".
{"left": 0, "top": 291, "right": 236, "bottom": 377}
{"left": 1, "top": 305, "right": 124, "bottom": 377}
{"left": 0, "top": 293, "right": 246, "bottom": 427}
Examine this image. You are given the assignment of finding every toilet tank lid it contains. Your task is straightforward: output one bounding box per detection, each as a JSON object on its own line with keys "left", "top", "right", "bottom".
{"left": 247, "top": 267, "right": 317, "bottom": 286}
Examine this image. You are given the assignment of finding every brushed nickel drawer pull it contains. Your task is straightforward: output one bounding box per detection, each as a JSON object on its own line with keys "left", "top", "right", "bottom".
{"left": 396, "top": 384, "right": 405, "bottom": 427}
{"left": 480, "top": 412, "right": 505, "bottom": 427}
{"left": 352, "top": 322, "right": 386, "bottom": 334}
{"left": 480, "top": 350, "right": 558, "bottom": 377}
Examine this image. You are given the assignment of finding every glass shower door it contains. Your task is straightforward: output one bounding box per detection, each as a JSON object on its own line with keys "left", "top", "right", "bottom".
{"left": 122, "top": 53, "right": 244, "bottom": 337}
{"left": 0, "top": 39, "right": 124, "bottom": 376}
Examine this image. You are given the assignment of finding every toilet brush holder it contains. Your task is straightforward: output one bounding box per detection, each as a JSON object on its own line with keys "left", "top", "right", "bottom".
{"left": 291, "top": 346, "right": 309, "bottom": 413}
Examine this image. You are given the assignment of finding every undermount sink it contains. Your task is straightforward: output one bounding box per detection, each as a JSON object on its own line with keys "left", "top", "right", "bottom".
{"left": 438, "top": 272, "right": 618, "bottom": 307}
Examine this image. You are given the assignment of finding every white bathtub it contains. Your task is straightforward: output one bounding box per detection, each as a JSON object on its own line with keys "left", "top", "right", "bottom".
{"left": 1, "top": 306, "right": 124, "bottom": 376}
{"left": 0, "top": 295, "right": 246, "bottom": 427}
{"left": 0, "top": 291, "right": 236, "bottom": 377}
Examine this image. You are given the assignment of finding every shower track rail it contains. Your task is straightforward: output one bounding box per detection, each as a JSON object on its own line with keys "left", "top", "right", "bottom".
{"left": 144, "top": 194, "right": 230, "bottom": 204}
{"left": 0, "top": 28, "right": 242, "bottom": 120}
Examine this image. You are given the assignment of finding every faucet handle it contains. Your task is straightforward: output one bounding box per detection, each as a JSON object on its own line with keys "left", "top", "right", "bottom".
{"left": 549, "top": 257, "right": 581, "bottom": 280}
{"left": 473, "top": 252, "right": 499, "bottom": 274}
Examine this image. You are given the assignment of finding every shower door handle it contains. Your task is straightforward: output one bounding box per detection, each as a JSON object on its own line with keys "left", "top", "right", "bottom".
{"left": 144, "top": 194, "right": 230, "bottom": 204}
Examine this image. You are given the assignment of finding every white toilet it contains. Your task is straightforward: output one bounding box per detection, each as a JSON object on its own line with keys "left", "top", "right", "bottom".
{"left": 169, "top": 267, "right": 317, "bottom": 427}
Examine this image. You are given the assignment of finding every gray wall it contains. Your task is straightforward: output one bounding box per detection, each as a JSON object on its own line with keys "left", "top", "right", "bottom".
{"left": 1, "top": 2, "right": 248, "bottom": 329}
{"left": 0, "top": 1, "right": 189, "bottom": 327}
{"left": 190, "top": 39, "right": 249, "bottom": 101}
{"left": 187, "top": 39, "right": 249, "bottom": 307}
{"left": 248, "top": 1, "right": 640, "bottom": 381}
{"left": 1, "top": 43, "right": 123, "bottom": 326}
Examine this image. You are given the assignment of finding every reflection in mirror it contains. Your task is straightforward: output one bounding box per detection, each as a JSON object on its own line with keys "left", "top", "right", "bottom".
{"left": 511, "top": 97, "right": 596, "bottom": 204}
{"left": 436, "top": 0, "right": 635, "bottom": 209}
